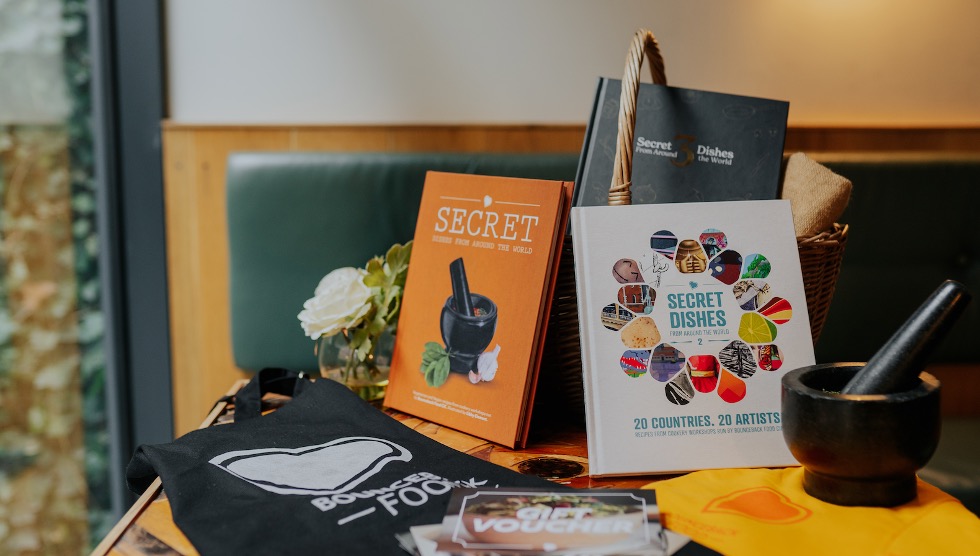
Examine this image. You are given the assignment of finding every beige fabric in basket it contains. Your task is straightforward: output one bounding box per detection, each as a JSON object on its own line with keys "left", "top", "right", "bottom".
{"left": 782, "top": 152, "right": 852, "bottom": 237}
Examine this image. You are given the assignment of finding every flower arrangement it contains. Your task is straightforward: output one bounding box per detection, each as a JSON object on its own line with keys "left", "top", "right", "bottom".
{"left": 298, "top": 241, "right": 412, "bottom": 393}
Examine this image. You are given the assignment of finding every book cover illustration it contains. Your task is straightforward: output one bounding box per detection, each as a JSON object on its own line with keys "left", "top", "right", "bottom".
{"left": 572, "top": 200, "right": 814, "bottom": 476}
{"left": 425, "top": 257, "right": 499, "bottom": 384}
{"left": 386, "top": 171, "right": 571, "bottom": 448}
{"left": 432, "top": 487, "right": 716, "bottom": 555}
{"left": 574, "top": 79, "right": 788, "bottom": 207}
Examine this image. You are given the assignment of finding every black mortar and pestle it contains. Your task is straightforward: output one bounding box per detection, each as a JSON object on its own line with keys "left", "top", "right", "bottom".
{"left": 440, "top": 258, "right": 497, "bottom": 374}
{"left": 782, "top": 280, "right": 972, "bottom": 507}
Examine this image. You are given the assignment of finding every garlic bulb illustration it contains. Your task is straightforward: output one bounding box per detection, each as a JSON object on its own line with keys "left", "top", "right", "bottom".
{"left": 476, "top": 344, "right": 501, "bottom": 382}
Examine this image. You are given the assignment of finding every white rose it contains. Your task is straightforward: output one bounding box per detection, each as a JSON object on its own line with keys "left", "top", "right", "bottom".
{"left": 297, "top": 267, "right": 373, "bottom": 339}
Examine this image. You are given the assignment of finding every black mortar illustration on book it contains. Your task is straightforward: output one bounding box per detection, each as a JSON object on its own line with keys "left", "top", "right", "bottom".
{"left": 420, "top": 257, "right": 500, "bottom": 387}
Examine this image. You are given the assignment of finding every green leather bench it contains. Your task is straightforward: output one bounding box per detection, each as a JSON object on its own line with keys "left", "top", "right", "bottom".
{"left": 813, "top": 154, "right": 978, "bottom": 365}
{"left": 227, "top": 152, "right": 581, "bottom": 373}
{"left": 226, "top": 151, "right": 980, "bottom": 512}
{"left": 227, "top": 151, "right": 979, "bottom": 371}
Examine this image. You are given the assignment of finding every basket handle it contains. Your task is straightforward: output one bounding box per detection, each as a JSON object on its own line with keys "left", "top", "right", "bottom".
{"left": 609, "top": 29, "right": 668, "bottom": 206}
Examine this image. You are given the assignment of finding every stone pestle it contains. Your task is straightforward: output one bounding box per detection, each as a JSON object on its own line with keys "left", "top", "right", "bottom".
{"left": 841, "top": 280, "right": 972, "bottom": 395}
{"left": 449, "top": 257, "right": 474, "bottom": 316}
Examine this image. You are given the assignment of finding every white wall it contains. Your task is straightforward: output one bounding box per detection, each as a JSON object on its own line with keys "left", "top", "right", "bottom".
{"left": 165, "top": 0, "right": 980, "bottom": 126}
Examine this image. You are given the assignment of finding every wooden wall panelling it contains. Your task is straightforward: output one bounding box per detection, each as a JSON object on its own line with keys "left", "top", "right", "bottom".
{"left": 290, "top": 125, "right": 588, "bottom": 153}
{"left": 163, "top": 124, "right": 980, "bottom": 436}
{"left": 783, "top": 126, "right": 980, "bottom": 153}
{"left": 290, "top": 127, "right": 390, "bottom": 151}
{"left": 164, "top": 127, "right": 294, "bottom": 435}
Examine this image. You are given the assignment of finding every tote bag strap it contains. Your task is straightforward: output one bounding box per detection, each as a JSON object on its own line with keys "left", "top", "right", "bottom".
{"left": 231, "top": 367, "right": 313, "bottom": 421}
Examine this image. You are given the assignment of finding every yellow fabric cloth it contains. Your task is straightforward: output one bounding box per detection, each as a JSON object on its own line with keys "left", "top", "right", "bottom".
{"left": 647, "top": 467, "right": 980, "bottom": 555}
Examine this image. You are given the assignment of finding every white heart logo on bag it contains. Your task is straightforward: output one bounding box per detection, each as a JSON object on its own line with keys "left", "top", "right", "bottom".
{"left": 209, "top": 434, "right": 498, "bottom": 526}
{"left": 209, "top": 436, "right": 412, "bottom": 495}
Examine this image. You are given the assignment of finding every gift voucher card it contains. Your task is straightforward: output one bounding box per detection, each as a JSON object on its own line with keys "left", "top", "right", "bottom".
{"left": 433, "top": 487, "right": 716, "bottom": 555}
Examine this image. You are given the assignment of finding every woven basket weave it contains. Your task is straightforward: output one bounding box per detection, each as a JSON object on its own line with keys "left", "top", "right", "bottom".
{"left": 535, "top": 29, "right": 848, "bottom": 421}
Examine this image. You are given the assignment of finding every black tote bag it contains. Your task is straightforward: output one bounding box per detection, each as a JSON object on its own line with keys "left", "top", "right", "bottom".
{"left": 127, "top": 371, "right": 554, "bottom": 555}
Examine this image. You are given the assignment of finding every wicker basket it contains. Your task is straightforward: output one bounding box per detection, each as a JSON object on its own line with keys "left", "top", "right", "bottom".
{"left": 534, "top": 29, "right": 848, "bottom": 422}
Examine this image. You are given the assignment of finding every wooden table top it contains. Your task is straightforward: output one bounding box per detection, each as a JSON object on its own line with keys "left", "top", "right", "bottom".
{"left": 92, "top": 380, "right": 675, "bottom": 556}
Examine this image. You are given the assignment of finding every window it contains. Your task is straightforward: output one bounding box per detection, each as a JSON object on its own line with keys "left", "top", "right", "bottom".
{"left": 0, "top": 0, "right": 111, "bottom": 551}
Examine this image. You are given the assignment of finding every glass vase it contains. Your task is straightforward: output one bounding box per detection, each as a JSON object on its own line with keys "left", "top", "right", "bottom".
{"left": 315, "top": 328, "right": 394, "bottom": 404}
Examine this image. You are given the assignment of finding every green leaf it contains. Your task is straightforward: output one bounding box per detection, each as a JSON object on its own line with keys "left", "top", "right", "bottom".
{"left": 393, "top": 273, "right": 408, "bottom": 289}
{"left": 422, "top": 359, "right": 440, "bottom": 386}
{"left": 430, "top": 356, "right": 450, "bottom": 387}
{"left": 365, "top": 316, "right": 387, "bottom": 336}
{"left": 423, "top": 341, "right": 444, "bottom": 355}
{"left": 350, "top": 326, "right": 369, "bottom": 344}
{"left": 364, "top": 260, "right": 385, "bottom": 287}
{"left": 385, "top": 298, "right": 402, "bottom": 325}
{"left": 355, "top": 336, "right": 373, "bottom": 361}
{"left": 366, "top": 256, "right": 384, "bottom": 274}
{"left": 386, "top": 241, "right": 412, "bottom": 273}
{"left": 421, "top": 342, "right": 442, "bottom": 366}
{"left": 420, "top": 341, "right": 450, "bottom": 387}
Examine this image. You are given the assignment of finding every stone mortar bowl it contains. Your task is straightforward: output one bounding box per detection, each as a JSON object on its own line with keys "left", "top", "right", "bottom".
{"left": 781, "top": 362, "right": 941, "bottom": 507}
{"left": 440, "top": 293, "right": 497, "bottom": 374}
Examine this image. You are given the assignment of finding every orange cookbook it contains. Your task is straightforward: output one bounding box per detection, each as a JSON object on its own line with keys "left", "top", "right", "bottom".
{"left": 385, "top": 171, "right": 572, "bottom": 448}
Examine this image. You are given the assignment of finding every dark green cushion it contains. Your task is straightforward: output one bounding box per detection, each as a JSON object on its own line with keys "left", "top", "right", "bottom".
{"left": 814, "top": 155, "right": 979, "bottom": 364}
{"left": 228, "top": 152, "right": 980, "bottom": 372}
{"left": 227, "top": 152, "right": 579, "bottom": 372}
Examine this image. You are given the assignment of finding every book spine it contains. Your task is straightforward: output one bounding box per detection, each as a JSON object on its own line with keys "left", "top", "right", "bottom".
{"left": 571, "top": 78, "right": 607, "bottom": 208}
{"left": 570, "top": 210, "right": 604, "bottom": 475}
